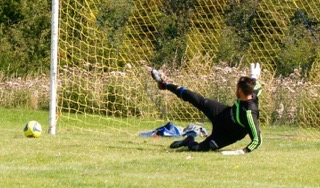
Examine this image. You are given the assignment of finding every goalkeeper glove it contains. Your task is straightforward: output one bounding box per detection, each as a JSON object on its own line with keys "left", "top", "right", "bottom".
{"left": 151, "top": 69, "right": 166, "bottom": 90}
{"left": 250, "top": 63, "right": 261, "bottom": 80}
{"left": 221, "top": 149, "right": 245, "bottom": 155}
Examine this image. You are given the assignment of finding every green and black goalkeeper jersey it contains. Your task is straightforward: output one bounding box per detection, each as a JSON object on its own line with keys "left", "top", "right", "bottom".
{"left": 229, "top": 81, "right": 262, "bottom": 152}
{"left": 165, "top": 81, "right": 262, "bottom": 153}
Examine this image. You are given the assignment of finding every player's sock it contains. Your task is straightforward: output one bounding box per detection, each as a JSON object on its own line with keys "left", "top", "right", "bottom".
{"left": 170, "top": 136, "right": 195, "bottom": 148}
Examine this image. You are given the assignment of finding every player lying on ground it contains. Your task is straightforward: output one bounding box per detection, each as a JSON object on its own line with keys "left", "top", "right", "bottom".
{"left": 151, "top": 63, "right": 262, "bottom": 155}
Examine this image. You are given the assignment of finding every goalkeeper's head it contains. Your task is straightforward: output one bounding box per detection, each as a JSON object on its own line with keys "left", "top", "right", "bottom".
{"left": 236, "top": 76, "right": 256, "bottom": 100}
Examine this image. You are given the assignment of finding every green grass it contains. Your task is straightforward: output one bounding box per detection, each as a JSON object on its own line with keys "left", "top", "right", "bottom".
{"left": 0, "top": 108, "right": 320, "bottom": 188}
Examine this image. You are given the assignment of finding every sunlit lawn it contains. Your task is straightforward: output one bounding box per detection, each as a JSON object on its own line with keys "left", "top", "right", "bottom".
{"left": 0, "top": 108, "right": 319, "bottom": 188}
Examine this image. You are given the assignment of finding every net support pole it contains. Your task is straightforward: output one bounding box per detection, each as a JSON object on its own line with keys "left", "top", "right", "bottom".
{"left": 49, "top": 0, "right": 59, "bottom": 135}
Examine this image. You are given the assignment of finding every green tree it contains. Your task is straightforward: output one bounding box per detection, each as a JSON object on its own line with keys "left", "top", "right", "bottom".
{"left": 151, "top": 0, "right": 197, "bottom": 67}
{"left": 0, "top": 0, "right": 51, "bottom": 76}
{"left": 276, "top": 10, "right": 320, "bottom": 77}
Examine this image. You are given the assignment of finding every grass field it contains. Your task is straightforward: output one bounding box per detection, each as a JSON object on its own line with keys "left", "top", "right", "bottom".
{"left": 0, "top": 108, "right": 319, "bottom": 188}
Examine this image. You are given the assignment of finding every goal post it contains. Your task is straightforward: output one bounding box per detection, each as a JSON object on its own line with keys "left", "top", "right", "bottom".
{"left": 49, "top": 0, "right": 59, "bottom": 135}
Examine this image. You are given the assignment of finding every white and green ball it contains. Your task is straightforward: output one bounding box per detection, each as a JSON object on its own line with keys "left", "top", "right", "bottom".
{"left": 24, "top": 121, "right": 42, "bottom": 138}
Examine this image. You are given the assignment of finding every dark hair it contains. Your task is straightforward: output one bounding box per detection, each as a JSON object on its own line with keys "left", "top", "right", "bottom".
{"left": 237, "top": 76, "right": 256, "bottom": 96}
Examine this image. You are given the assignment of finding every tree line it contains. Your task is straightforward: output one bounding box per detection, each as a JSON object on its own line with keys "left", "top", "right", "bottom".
{"left": 1, "top": 0, "right": 319, "bottom": 77}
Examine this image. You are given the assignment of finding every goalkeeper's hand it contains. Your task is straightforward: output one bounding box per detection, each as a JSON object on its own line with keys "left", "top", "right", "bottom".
{"left": 221, "top": 149, "right": 245, "bottom": 156}
{"left": 151, "top": 68, "right": 166, "bottom": 90}
{"left": 250, "top": 63, "right": 261, "bottom": 80}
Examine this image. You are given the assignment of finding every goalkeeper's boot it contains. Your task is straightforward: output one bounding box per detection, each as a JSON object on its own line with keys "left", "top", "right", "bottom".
{"left": 151, "top": 69, "right": 163, "bottom": 83}
{"left": 170, "top": 136, "right": 195, "bottom": 148}
{"left": 151, "top": 69, "right": 166, "bottom": 90}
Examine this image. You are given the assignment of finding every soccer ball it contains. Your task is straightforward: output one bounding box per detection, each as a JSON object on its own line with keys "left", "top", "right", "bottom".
{"left": 24, "top": 121, "right": 42, "bottom": 138}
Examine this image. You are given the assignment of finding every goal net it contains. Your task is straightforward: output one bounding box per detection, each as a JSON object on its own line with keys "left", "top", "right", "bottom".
{"left": 56, "top": 0, "right": 320, "bottom": 138}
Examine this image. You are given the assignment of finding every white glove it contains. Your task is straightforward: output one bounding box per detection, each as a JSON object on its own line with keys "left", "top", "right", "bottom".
{"left": 221, "top": 149, "right": 245, "bottom": 155}
{"left": 250, "top": 63, "right": 261, "bottom": 79}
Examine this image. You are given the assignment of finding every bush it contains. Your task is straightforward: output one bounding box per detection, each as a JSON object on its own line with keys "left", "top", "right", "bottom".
{"left": 276, "top": 25, "right": 319, "bottom": 77}
{"left": 0, "top": 0, "right": 51, "bottom": 76}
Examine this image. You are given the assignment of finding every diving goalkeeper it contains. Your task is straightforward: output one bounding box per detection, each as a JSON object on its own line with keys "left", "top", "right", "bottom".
{"left": 151, "top": 63, "right": 262, "bottom": 155}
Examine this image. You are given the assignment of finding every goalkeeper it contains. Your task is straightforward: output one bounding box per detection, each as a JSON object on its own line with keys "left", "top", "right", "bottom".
{"left": 151, "top": 63, "right": 262, "bottom": 155}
